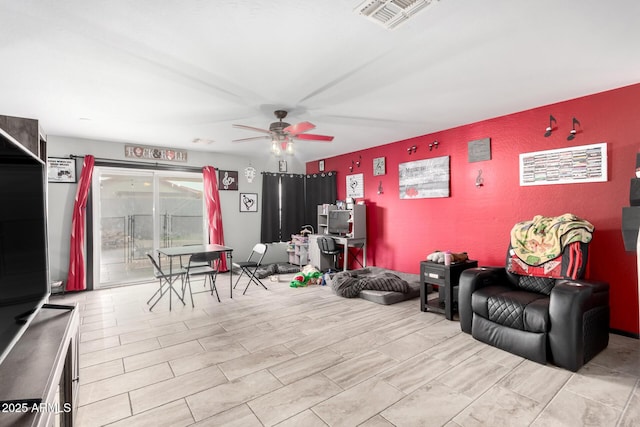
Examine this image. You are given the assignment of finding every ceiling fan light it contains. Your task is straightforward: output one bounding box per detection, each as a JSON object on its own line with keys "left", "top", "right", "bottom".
{"left": 234, "top": 110, "right": 334, "bottom": 156}
{"left": 271, "top": 140, "right": 282, "bottom": 156}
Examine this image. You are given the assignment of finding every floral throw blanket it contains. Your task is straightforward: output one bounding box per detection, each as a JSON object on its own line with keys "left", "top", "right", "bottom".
{"left": 510, "top": 214, "right": 594, "bottom": 266}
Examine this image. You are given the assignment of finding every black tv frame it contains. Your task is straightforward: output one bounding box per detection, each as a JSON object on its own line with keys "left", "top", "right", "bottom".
{"left": 0, "top": 127, "right": 50, "bottom": 366}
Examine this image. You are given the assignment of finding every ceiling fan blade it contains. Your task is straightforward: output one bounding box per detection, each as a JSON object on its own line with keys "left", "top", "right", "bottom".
{"left": 232, "top": 135, "right": 271, "bottom": 143}
{"left": 283, "top": 121, "right": 315, "bottom": 135}
{"left": 232, "top": 124, "right": 272, "bottom": 134}
{"left": 295, "top": 133, "right": 334, "bottom": 142}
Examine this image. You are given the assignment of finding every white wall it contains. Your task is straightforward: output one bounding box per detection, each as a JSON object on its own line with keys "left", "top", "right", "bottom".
{"left": 46, "top": 135, "right": 305, "bottom": 284}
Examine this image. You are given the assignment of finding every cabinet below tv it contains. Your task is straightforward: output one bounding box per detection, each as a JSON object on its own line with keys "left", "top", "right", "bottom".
{"left": 0, "top": 303, "right": 80, "bottom": 426}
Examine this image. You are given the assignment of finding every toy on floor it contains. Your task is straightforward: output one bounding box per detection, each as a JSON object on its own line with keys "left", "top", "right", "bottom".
{"left": 290, "top": 264, "right": 323, "bottom": 288}
{"left": 426, "top": 250, "right": 469, "bottom": 264}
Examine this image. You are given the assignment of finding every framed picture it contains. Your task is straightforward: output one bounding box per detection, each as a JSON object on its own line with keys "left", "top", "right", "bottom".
{"left": 218, "top": 170, "right": 238, "bottom": 190}
{"left": 346, "top": 173, "right": 364, "bottom": 198}
{"left": 240, "top": 193, "right": 258, "bottom": 212}
{"left": 519, "top": 142, "right": 607, "bottom": 186}
{"left": 399, "top": 156, "right": 450, "bottom": 199}
{"left": 318, "top": 160, "right": 325, "bottom": 172}
{"left": 47, "top": 158, "right": 77, "bottom": 183}
{"left": 279, "top": 160, "right": 288, "bottom": 172}
{"left": 373, "top": 157, "right": 386, "bottom": 176}
{"left": 468, "top": 138, "right": 491, "bottom": 163}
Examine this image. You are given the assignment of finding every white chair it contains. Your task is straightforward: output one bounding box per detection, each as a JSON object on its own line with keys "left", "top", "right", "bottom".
{"left": 233, "top": 243, "right": 268, "bottom": 295}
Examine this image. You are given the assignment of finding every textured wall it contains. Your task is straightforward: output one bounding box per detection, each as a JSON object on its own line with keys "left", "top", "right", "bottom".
{"left": 307, "top": 83, "right": 640, "bottom": 335}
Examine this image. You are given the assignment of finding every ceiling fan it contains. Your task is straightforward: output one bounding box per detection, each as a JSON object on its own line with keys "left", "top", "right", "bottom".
{"left": 232, "top": 110, "right": 334, "bottom": 155}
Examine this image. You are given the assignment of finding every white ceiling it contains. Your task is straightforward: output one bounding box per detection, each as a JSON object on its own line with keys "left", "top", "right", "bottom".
{"left": 1, "top": 0, "right": 639, "bottom": 163}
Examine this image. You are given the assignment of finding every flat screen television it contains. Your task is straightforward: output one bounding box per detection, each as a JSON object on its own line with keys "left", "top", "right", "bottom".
{"left": 0, "top": 128, "right": 49, "bottom": 366}
{"left": 328, "top": 210, "right": 351, "bottom": 235}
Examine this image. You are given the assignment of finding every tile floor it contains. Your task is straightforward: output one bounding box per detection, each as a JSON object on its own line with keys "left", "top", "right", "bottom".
{"left": 52, "top": 272, "right": 640, "bottom": 427}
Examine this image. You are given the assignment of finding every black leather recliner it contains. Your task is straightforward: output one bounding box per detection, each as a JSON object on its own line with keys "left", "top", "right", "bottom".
{"left": 459, "top": 242, "right": 609, "bottom": 372}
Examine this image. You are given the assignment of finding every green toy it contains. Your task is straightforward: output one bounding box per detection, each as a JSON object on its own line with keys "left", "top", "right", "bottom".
{"left": 289, "top": 270, "right": 322, "bottom": 288}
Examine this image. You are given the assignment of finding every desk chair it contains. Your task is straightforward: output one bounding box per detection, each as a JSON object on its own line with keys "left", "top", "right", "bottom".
{"left": 233, "top": 243, "right": 268, "bottom": 295}
{"left": 146, "top": 253, "right": 186, "bottom": 311}
{"left": 318, "top": 237, "right": 341, "bottom": 271}
{"left": 183, "top": 252, "right": 221, "bottom": 306}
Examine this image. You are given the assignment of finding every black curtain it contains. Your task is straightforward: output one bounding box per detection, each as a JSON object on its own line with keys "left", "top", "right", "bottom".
{"left": 305, "top": 172, "right": 337, "bottom": 233}
{"left": 260, "top": 173, "right": 280, "bottom": 243}
{"left": 261, "top": 171, "right": 336, "bottom": 243}
{"left": 281, "top": 174, "right": 306, "bottom": 240}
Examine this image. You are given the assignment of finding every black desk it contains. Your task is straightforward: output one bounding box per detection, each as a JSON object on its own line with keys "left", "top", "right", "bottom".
{"left": 420, "top": 260, "right": 478, "bottom": 320}
{"left": 158, "top": 244, "right": 234, "bottom": 299}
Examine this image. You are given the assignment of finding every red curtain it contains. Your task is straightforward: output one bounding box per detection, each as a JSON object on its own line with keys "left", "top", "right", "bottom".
{"left": 66, "top": 155, "right": 95, "bottom": 291}
{"left": 203, "top": 166, "right": 227, "bottom": 271}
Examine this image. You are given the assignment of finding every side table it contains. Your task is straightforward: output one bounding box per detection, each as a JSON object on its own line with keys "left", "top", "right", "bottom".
{"left": 420, "top": 259, "right": 478, "bottom": 320}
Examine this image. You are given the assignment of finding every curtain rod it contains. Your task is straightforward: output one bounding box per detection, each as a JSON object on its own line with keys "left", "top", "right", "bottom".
{"left": 261, "top": 171, "right": 336, "bottom": 177}
{"left": 69, "top": 154, "right": 212, "bottom": 173}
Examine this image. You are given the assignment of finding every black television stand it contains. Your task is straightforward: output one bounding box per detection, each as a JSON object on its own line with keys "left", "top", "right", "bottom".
{"left": 0, "top": 303, "right": 80, "bottom": 426}
{"left": 13, "top": 303, "right": 74, "bottom": 326}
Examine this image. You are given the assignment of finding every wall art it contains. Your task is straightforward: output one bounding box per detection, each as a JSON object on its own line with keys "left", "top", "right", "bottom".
{"left": 219, "top": 170, "right": 238, "bottom": 190}
{"left": 124, "top": 144, "right": 187, "bottom": 162}
{"left": 47, "top": 157, "right": 77, "bottom": 183}
{"left": 519, "top": 142, "right": 607, "bottom": 186}
{"left": 346, "top": 173, "right": 364, "bottom": 198}
{"left": 399, "top": 156, "right": 450, "bottom": 199}
{"left": 373, "top": 157, "right": 386, "bottom": 176}
{"left": 244, "top": 165, "right": 256, "bottom": 183}
{"left": 240, "top": 193, "right": 258, "bottom": 212}
{"left": 468, "top": 138, "right": 491, "bottom": 162}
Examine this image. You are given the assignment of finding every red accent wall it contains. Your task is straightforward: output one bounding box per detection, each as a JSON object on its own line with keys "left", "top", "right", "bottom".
{"left": 306, "top": 83, "right": 640, "bottom": 335}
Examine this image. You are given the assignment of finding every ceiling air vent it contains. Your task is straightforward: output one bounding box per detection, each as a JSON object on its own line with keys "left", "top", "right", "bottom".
{"left": 354, "top": 0, "right": 437, "bottom": 30}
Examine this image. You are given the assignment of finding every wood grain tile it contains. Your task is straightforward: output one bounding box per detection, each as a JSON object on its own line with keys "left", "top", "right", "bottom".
{"left": 79, "top": 362, "right": 173, "bottom": 406}
{"left": 313, "top": 377, "right": 405, "bottom": 427}
{"left": 107, "top": 399, "right": 194, "bottom": 427}
{"left": 248, "top": 373, "right": 342, "bottom": 426}
{"left": 130, "top": 365, "right": 227, "bottom": 414}
{"left": 186, "top": 370, "right": 281, "bottom": 421}
{"left": 50, "top": 276, "right": 638, "bottom": 427}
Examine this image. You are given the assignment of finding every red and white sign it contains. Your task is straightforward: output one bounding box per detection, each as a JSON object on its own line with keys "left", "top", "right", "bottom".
{"left": 125, "top": 145, "right": 188, "bottom": 162}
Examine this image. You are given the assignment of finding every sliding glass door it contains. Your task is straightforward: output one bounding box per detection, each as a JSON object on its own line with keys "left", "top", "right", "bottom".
{"left": 92, "top": 167, "right": 204, "bottom": 288}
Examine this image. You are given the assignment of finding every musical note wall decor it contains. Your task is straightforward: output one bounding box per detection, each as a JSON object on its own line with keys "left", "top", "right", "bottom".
{"left": 346, "top": 173, "right": 364, "bottom": 198}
